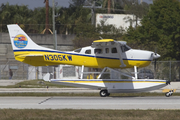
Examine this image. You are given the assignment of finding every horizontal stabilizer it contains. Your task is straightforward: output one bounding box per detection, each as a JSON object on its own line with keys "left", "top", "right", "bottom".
{"left": 43, "top": 73, "right": 51, "bottom": 82}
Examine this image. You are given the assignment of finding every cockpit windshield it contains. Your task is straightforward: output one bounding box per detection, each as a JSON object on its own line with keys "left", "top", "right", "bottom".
{"left": 74, "top": 48, "right": 82, "bottom": 53}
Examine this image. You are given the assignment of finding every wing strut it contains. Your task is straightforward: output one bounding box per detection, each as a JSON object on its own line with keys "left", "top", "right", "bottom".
{"left": 97, "top": 67, "right": 107, "bottom": 79}
{"left": 116, "top": 42, "right": 126, "bottom": 67}
{"left": 134, "top": 66, "right": 138, "bottom": 79}
{"left": 80, "top": 65, "right": 84, "bottom": 79}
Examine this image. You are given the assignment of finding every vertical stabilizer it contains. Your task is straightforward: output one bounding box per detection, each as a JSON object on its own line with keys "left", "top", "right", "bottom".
{"left": 7, "top": 24, "right": 51, "bottom": 51}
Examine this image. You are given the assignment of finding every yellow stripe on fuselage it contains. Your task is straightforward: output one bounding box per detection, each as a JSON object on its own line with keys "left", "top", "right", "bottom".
{"left": 14, "top": 50, "right": 151, "bottom": 68}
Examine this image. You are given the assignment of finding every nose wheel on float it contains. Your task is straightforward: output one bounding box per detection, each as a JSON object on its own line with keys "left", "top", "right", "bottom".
{"left": 165, "top": 90, "right": 174, "bottom": 97}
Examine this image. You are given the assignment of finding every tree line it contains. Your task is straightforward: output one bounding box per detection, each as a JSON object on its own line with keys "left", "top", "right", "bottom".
{"left": 0, "top": 0, "right": 149, "bottom": 33}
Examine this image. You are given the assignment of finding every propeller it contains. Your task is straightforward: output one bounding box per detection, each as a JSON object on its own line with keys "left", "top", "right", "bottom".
{"left": 153, "top": 48, "right": 160, "bottom": 78}
{"left": 154, "top": 48, "right": 157, "bottom": 71}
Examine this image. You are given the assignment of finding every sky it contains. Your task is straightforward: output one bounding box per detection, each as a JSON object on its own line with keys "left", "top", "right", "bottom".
{"left": 0, "top": 0, "right": 70, "bottom": 9}
{"left": 0, "top": 0, "right": 152, "bottom": 10}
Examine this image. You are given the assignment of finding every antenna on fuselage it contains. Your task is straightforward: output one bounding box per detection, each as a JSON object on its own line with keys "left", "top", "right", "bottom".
{"left": 99, "top": 36, "right": 103, "bottom": 39}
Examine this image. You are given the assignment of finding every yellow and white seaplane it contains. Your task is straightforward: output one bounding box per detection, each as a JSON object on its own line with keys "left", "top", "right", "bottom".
{"left": 7, "top": 24, "right": 172, "bottom": 97}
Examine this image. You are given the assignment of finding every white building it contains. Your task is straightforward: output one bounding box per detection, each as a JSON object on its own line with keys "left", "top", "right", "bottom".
{"left": 96, "top": 14, "right": 141, "bottom": 31}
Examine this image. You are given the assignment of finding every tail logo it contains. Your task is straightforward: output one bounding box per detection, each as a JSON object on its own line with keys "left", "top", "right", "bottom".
{"left": 14, "top": 34, "right": 28, "bottom": 48}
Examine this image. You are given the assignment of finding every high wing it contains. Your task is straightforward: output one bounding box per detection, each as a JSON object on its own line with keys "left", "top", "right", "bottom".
{"left": 91, "top": 39, "right": 126, "bottom": 67}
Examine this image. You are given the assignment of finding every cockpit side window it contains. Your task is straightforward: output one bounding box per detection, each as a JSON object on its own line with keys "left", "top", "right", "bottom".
{"left": 121, "top": 45, "right": 130, "bottom": 52}
{"left": 74, "top": 48, "right": 82, "bottom": 53}
{"left": 85, "top": 49, "right": 91, "bottom": 54}
{"left": 95, "top": 49, "right": 102, "bottom": 54}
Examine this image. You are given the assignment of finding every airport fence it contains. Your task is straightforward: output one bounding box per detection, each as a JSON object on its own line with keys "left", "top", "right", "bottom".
{"left": 123, "top": 61, "right": 180, "bottom": 81}
{"left": 0, "top": 61, "right": 180, "bottom": 81}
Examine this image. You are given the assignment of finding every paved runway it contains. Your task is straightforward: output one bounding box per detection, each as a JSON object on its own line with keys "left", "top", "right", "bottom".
{"left": 0, "top": 96, "right": 180, "bottom": 109}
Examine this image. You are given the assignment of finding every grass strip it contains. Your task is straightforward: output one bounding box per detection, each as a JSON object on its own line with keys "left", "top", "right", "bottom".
{"left": 0, "top": 109, "right": 180, "bottom": 120}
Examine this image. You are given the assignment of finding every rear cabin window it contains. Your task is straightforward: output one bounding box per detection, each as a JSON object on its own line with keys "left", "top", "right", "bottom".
{"left": 85, "top": 49, "right": 91, "bottom": 54}
{"left": 105, "top": 48, "right": 109, "bottom": 53}
{"left": 111, "top": 48, "right": 117, "bottom": 53}
{"left": 95, "top": 49, "right": 102, "bottom": 54}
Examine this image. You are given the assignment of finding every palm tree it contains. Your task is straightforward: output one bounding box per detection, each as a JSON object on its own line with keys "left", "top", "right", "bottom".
{"left": 0, "top": 3, "right": 38, "bottom": 32}
{"left": 33, "top": 7, "right": 48, "bottom": 33}
{"left": 56, "top": 7, "right": 74, "bottom": 34}
{"left": 0, "top": 3, "right": 11, "bottom": 32}
{"left": 56, "top": 6, "right": 90, "bottom": 34}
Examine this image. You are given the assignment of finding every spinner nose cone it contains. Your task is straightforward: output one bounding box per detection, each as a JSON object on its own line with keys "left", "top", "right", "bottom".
{"left": 152, "top": 52, "right": 161, "bottom": 59}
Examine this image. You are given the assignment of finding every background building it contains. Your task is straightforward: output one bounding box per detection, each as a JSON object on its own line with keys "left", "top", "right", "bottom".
{"left": 96, "top": 14, "right": 141, "bottom": 31}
